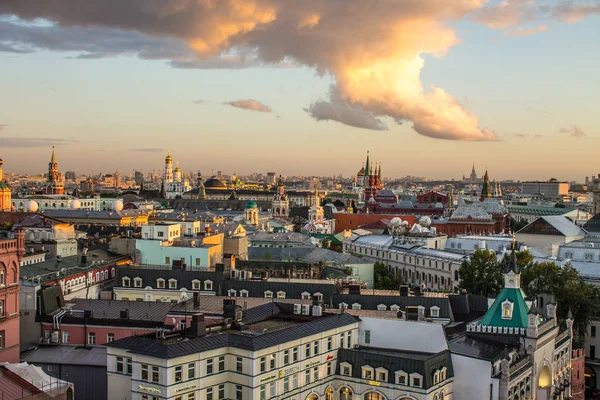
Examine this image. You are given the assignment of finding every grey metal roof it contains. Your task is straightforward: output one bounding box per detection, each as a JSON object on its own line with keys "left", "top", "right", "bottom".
{"left": 332, "top": 294, "right": 453, "bottom": 320}
{"left": 584, "top": 213, "right": 600, "bottom": 233}
{"left": 337, "top": 347, "right": 453, "bottom": 389}
{"left": 21, "top": 345, "right": 107, "bottom": 367}
{"left": 226, "top": 280, "right": 337, "bottom": 302}
{"left": 107, "top": 312, "right": 358, "bottom": 359}
{"left": 449, "top": 333, "right": 513, "bottom": 361}
{"left": 115, "top": 267, "right": 228, "bottom": 292}
{"left": 65, "top": 299, "right": 173, "bottom": 323}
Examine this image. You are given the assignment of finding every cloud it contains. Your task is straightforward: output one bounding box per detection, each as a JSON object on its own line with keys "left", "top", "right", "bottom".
{"left": 470, "top": 0, "right": 600, "bottom": 34}
{"left": 513, "top": 133, "right": 529, "bottom": 138}
{"left": 0, "top": 136, "right": 78, "bottom": 148}
{"left": 307, "top": 87, "right": 388, "bottom": 131}
{"left": 129, "top": 147, "right": 163, "bottom": 152}
{"left": 553, "top": 1, "right": 600, "bottom": 23}
{"left": 0, "top": 0, "right": 499, "bottom": 141}
{"left": 505, "top": 24, "right": 548, "bottom": 37}
{"left": 192, "top": 100, "right": 207, "bottom": 105}
{"left": 560, "top": 125, "right": 586, "bottom": 138}
{"left": 0, "top": 124, "right": 8, "bottom": 130}
{"left": 225, "top": 99, "right": 272, "bottom": 113}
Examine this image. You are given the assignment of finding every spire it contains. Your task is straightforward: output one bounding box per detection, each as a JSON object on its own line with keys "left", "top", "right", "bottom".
{"left": 481, "top": 169, "right": 492, "bottom": 199}
{"left": 51, "top": 146, "right": 57, "bottom": 164}
{"left": 507, "top": 234, "right": 519, "bottom": 274}
{"left": 471, "top": 162, "right": 476, "bottom": 174}
{"left": 378, "top": 162, "right": 382, "bottom": 180}
{"left": 365, "top": 151, "right": 371, "bottom": 176}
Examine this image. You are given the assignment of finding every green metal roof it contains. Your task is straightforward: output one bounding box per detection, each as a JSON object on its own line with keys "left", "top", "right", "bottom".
{"left": 506, "top": 205, "right": 574, "bottom": 216}
{"left": 0, "top": 182, "right": 9, "bottom": 189}
{"left": 479, "top": 287, "right": 529, "bottom": 328}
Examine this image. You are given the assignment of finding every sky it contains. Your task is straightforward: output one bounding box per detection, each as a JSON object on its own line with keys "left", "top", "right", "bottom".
{"left": 0, "top": 0, "right": 598, "bottom": 181}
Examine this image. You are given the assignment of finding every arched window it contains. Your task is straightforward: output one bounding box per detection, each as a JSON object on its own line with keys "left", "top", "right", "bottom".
{"left": 363, "top": 392, "right": 384, "bottom": 400}
{"left": 339, "top": 387, "right": 353, "bottom": 400}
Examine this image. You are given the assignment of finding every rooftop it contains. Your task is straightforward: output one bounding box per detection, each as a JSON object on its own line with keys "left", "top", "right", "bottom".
{"left": 21, "top": 345, "right": 107, "bottom": 367}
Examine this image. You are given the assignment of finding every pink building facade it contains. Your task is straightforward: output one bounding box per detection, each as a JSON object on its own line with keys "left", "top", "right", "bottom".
{"left": 0, "top": 230, "right": 25, "bottom": 362}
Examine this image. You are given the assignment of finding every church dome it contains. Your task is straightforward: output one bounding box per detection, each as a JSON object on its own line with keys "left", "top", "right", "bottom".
{"left": 204, "top": 177, "right": 227, "bottom": 189}
{"left": 165, "top": 153, "right": 172, "bottom": 163}
{"left": 357, "top": 166, "right": 365, "bottom": 176}
{"left": 245, "top": 201, "right": 258, "bottom": 209}
{"left": 174, "top": 167, "right": 181, "bottom": 173}
{"left": 25, "top": 200, "right": 39, "bottom": 212}
{"left": 113, "top": 200, "right": 124, "bottom": 211}
{"left": 70, "top": 199, "right": 81, "bottom": 209}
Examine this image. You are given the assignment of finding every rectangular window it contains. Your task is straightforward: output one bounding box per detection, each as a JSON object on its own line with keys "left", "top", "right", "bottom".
{"left": 377, "top": 371, "right": 386, "bottom": 381}
{"left": 591, "top": 345, "right": 596, "bottom": 360}
{"left": 269, "top": 382, "right": 275, "bottom": 399}
{"left": 269, "top": 354, "right": 276, "bottom": 370}
{"left": 260, "top": 357, "right": 266, "bottom": 373}
{"left": 175, "top": 396, "right": 182, "bottom": 400}
{"left": 218, "top": 384, "right": 225, "bottom": 400}
{"left": 364, "top": 369, "right": 373, "bottom": 380}
{"left": 313, "top": 341, "right": 319, "bottom": 355}
{"left": 169, "top": 280, "right": 177, "bottom": 289}
{"left": 116, "top": 357, "right": 124, "bottom": 373}
{"left": 141, "top": 364, "right": 149, "bottom": 381}
{"left": 188, "top": 363, "right": 195, "bottom": 379}
{"left": 283, "top": 377, "right": 289, "bottom": 392}
{"left": 152, "top": 366, "right": 159, "bottom": 383}
{"left": 342, "top": 366, "right": 351, "bottom": 376}
{"left": 365, "top": 330, "right": 371, "bottom": 344}
{"left": 293, "top": 374, "right": 298, "bottom": 389}
{"left": 195, "top": 258, "right": 201, "bottom": 266}
{"left": 0, "top": 300, "right": 3, "bottom": 317}
{"left": 207, "top": 388, "right": 213, "bottom": 400}
{"left": 165, "top": 256, "right": 171, "bottom": 264}
{"left": 127, "top": 358, "right": 132, "bottom": 375}
{"left": 88, "top": 332, "right": 96, "bottom": 345}
{"left": 188, "top": 394, "right": 195, "bottom": 400}
{"left": 347, "top": 332, "right": 352, "bottom": 348}
{"left": 62, "top": 331, "right": 70, "bottom": 343}
{"left": 260, "top": 386, "right": 266, "bottom": 400}
{"left": 313, "top": 367, "right": 319, "bottom": 381}
{"left": 592, "top": 326, "right": 597, "bottom": 337}
{"left": 413, "top": 377, "right": 421, "bottom": 387}
{"left": 305, "top": 369, "right": 311, "bottom": 384}
{"left": 293, "top": 347, "right": 298, "bottom": 362}
{"left": 327, "top": 362, "right": 332, "bottom": 376}
{"left": 284, "top": 349, "right": 290, "bottom": 365}
{"left": 305, "top": 343, "right": 311, "bottom": 358}
{"left": 339, "top": 333, "right": 344, "bottom": 349}
{"left": 236, "top": 385, "right": 243, "bottom": 400}
{"left": 327, "top": 337, "right": 332, "bottom": 351}
{"left": 236, "top": 357, "right": 243, "bottom": 373}
{"left": 207, "top": 359, "right": 214, "bottom": 375}
{"left": 157, "top": 280, "right": 165, "bottom": 288}
{"left": 179, "top": 320, "right": 187, "bottom": 331}
{"left": 175, "top": 366, "right": 183, "bottom": 382}
{"left": 107, "top": 333, "right": 114, "bottom": 343}
{"left": 218, "top": 356, "right": 225, "bottom": 372}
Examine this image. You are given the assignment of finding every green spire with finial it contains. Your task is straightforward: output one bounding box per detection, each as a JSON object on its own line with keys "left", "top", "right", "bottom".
{"left": 365, "top": 151, "right": 371, "bottom": 177}
{"left": 481, "top": 168, "right": 492, "bottom": 199}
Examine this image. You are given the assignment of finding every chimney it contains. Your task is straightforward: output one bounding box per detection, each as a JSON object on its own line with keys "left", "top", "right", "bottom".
{"left": 193, "top": 292, "right": 200, "bottom": 309}
{"left": 223, "top": 299, "right": 242, "bottom": 322}
{"left": 348, "top": 284, "right": 361, "bottom": 295}
{"left": 120, "top": 309, "right": 129, "bottom": 319}
{"left": 190, "top": 314, "right": 206, "bottom": 337}
{"left": 414, "top": 286, "right": 422, "bottom": 296}
{"left": 399, "top": 285, "right": 409, "bottom": 297}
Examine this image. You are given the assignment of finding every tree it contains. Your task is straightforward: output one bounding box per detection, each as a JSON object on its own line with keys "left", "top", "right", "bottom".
{"left": 499, "top": 249, "right": 534, "bottom": 273}
{"left": 510, "top": 218, "right": 528, "bottom": 233}
{"left": 374, "top": 262, "right": 404, "bottom": 290}
{"left": 264, "top": 251, "right": 271, "bottom": 261}
{"left": 458, "top": 249, "right": 504, "bottom": 296}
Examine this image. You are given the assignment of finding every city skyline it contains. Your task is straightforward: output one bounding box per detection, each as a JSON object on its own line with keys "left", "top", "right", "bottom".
{"left": 0, "top": 1, "right": 598, "bottom": 179}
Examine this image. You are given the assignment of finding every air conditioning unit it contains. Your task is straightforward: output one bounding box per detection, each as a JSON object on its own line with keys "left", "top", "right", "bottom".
{"left": 293, "top": 304, "right": 302, "bottom": 315}
{"left": 301, "top": 304, "right": 310, "bottom": 316}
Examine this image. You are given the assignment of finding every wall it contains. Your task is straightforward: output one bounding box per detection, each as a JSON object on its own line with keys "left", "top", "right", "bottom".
{"left": 224, "top": 236, "right": 249, "bottom": 260}
{"left": 571, "top": 349, "right": 585, "bottom": 400}
{"left": 38, "top": 363, "right": 106, "bottom": 400}
{"left": 344, "top": 263, "right": 374, "bottom": 288}
{"left": 0, "top": 235, "right": 22, "bottom": 363}
{"left": 19, "top": 282, "right": 41, "bottom": 345}
{"left": 358, "top": 317, "right": 448, "bottom": 353}
{"left": 42, "top": 322, "right": 156, "bottom": 346}
{"left": 451, "top": 353, "right": 496, "bottom": 400}
{"left": 110, "top": 238, "right": 137, "bottom": 257}
{"left": 136, "top": 240, "right": 211, "bottom": 267}
{"left": 516, "top": 233, "right": 579, "bottom": 257}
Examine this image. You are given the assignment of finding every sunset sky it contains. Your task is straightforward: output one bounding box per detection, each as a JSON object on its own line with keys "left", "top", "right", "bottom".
{"left": 0, "top": 0, "right": 598, "bottom": 181}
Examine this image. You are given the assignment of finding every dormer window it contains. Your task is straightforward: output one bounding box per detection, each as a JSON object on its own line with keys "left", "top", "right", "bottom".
{"left": 192, "top": 280, "right": 200, "bottom": 290}
{"left": 228, "top": 289, "right": 237, "bottom": 297}
{"left": 276, "top": 291, "right": 286, "bottom": 299}
{"left": 430, "top": 306, "right": 440, "bottom": 318}
{"left": 204, "top": 280, "right": 213, "bottom": 291}
{"left": 168, "top": 278, "right": 177, "bottom": 289}
{"left": 133, "top": 277, "right": 142, "bottom": 288}
{"left": 361, "top": 365, "right": 374, "bottom": 380}
{"left": 502, "top": 300, "right": 514, "bottom": 320}
{"left": 395, "top": 370, "right": 408, "bottom": 385}
{"left": 301, "top": 292, "right": 311, "bottom": 300}
{"left": 156, "top": 278, "right": 165, "bottom": 289}
{"left": 122, "top": 277, "right": 130, "bottom": 287}
{"left": 410, "top": 373, "right": 423, "bottom": 388}
{"left": 264, "top": 291, "right": 273, "bottom": 298}
{"left": 240, "top": 289, "right": 249, "bottom": 297}
{"left": 352, "top": 303, "right": 361, "bottom": 310}
{"left": 390, "top": 304, "right": 400, "bottom": 311}
{"left": 377, "top": 304, "right": 387, "bottom": 311}
{"left": 339, "top": 302, "right": 348, "bottom": 310}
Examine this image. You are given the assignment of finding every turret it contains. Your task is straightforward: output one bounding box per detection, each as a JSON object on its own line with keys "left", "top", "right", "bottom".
{"left": 481, "top": 169, "right": 492, "bottom": 200}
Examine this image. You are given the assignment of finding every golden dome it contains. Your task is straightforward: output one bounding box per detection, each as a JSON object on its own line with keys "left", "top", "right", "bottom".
{"left": 165, "top": 150, "right": 172, "bottom": 163}
{"left": 174, "top": 167, "right": 181, "bottom": 173}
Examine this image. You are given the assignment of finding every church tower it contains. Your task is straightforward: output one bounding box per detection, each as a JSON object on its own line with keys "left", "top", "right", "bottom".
{"left": 164, "top": 151, "right": 174, "bottom": 184}
{"left": 272, "top": 175, "right": 289, "bottom": 217}
{"left": 0, "top": 158, "right": 12, "bottom": 211}
{"left": 42, "top": 146, "right": 64, "bottom": 195}
{"left": 470, "top": 163, "right": 478, "bottom": 182}
{"left": 480, "top": 169, "right": 493, "bottom": 200}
